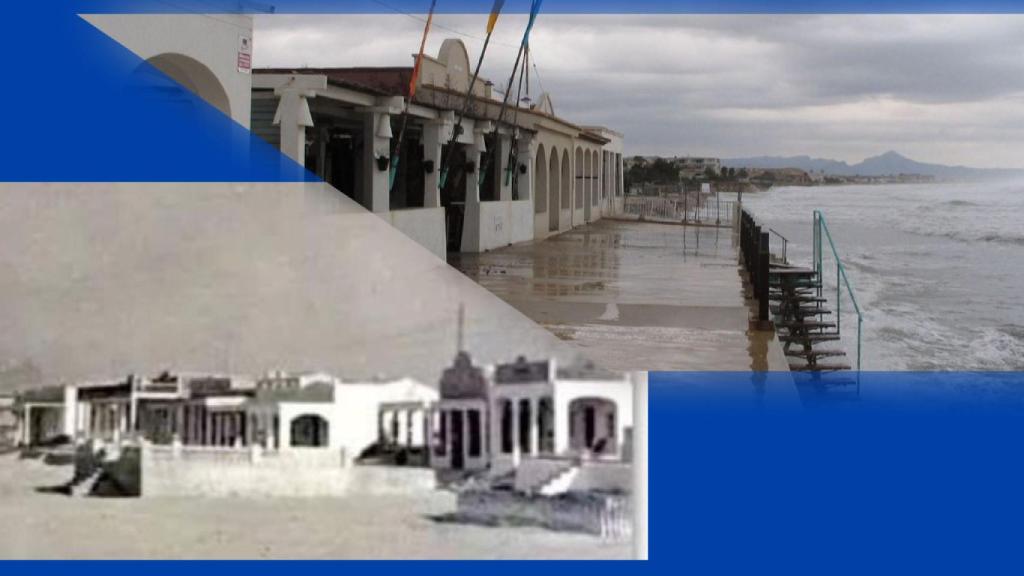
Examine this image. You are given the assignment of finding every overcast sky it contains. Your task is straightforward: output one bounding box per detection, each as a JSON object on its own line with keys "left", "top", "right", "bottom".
{"left": 254, "top": 14, "right": 1024, "bottom": 169}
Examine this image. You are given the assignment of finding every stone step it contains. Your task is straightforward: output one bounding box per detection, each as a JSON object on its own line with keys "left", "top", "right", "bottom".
{"left": 789, "top": 363, "right": 852, "bottom": 372}
{"left": 785, "top": 348, "right": 847, "bottom": 359}
{"left": 779, "top": 333, "right": 841, "bottom": 344}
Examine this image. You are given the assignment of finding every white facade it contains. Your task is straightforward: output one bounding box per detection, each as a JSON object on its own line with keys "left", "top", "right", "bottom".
{"left": 254, "top": 39, "right": 627, "bottom": 260}
{"left": 14, "top": 371, "right": 438, "bottom": 468}
{"left": 83, "top": 14, "right": 254, "bottom": 129}
{"left": 432, "top": 353, "right": 633, "bottom": 487}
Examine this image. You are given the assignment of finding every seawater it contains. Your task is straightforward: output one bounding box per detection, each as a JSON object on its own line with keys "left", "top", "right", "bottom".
{"left": 740, "top": 181, "right": 1024, "bottom": 371}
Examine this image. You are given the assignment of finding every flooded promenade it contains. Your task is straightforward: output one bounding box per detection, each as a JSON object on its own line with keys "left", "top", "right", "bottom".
{"left": 451, "top": 219, "right": 792, "bottom": 375}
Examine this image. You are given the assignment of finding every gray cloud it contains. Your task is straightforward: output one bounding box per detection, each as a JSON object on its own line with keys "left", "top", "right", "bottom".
{"left": 254, "top": 14, "right": 1024, "bottom": 168}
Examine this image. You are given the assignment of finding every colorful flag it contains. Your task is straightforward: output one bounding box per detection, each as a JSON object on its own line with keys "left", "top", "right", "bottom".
{"left": 407, "top": 0, "right": 438, "bottom": 101}
{"left": 521, "top": 0, "right": 543, "bottom": 42}
{"left": 487, "top": 0, "right": 506, "bottom": 34}
{"left": 392, "top": 0, "right": 439, "bottom": 192}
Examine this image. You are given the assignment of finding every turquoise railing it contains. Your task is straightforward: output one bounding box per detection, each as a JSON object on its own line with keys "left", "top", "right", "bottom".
{"left": 813, "top": 210, "right": 864, "bottom": 370}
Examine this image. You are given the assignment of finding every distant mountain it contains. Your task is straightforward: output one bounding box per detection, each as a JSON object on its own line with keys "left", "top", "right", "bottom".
{"left": 723, "top": 151, "right": 1024, "bottom": 180}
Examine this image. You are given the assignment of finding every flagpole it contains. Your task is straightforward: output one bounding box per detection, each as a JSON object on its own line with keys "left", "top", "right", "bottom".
{"left": 438, "top": 0, "right": 507, "bottom": 190}
{"left": 479, "top": 0, "right": 544, "bottom": 194}
{"left": 389, "top": 0, "right": 438, "bottom": 194}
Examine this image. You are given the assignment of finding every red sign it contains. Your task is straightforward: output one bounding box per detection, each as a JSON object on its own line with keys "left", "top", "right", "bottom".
{"left": 237, "top": 35, "right": 252, "bottom": 74}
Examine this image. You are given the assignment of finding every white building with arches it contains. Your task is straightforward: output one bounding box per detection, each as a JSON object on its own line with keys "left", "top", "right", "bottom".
{"left": 253, "top": 38, "right": 626, "bottom": 260}
{"left": 11, "top": 370, "right": 438, "bottom": 468}
{"left": 432, "top": 352, "right": 633, "bottom": 494}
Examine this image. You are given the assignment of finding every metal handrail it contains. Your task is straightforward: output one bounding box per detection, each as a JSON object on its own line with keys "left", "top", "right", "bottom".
{"left": 767, "top": 228, "right": 788, "bottom": 263}
{"left": 813, "top": 210, "right": 863, "bottom": 370}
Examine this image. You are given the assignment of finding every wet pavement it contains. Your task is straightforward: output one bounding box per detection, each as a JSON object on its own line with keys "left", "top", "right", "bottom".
{"left": 451, "top": 219, "right": 791, "bottom": 374}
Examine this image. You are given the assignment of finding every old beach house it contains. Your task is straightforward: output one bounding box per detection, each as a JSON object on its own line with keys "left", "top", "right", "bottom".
{"left": 432, "top": 352, "right": 633, "bottom": 495}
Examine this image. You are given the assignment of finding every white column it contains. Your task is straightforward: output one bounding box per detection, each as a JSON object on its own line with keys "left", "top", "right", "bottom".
{"left": 21, "top": 405, "right": 31, "bottom": 445}
{"left": 489, "top": 400, "right": 501, "bottom": 464}
{"left": 511, "top": 398, "right": 521, "bottom": 466}
{"left": 363, "top": 111, "right": 392, "bottom": 212}
{"left": 422, "top": 113, "right": 452, "bottom": 209}
{"left": 272, "top": 87, "right": 314, "bottom": 166}
{"left": 279, "top": 413, "right": 290, "bottom": 449}
{"left": 175, "top": 405, "right": 184, "bottom": 443}
{"left": 529, "top": 397, "right": 539, "bottom": 456}
{"left": 466, "top": 127, "right": 487, "bottom": 205}
{"left": 555, "top": 397, "right": 571, "bottom": 454}
{"left": 515, "top": 134, "right": 535, "bottom": 202}
{"left": 406, "top": 410, "right": 414, "bottom": 447}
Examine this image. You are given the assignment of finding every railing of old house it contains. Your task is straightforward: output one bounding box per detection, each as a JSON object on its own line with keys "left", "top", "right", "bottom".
{"left": 813, "top": 210, "right": 864, "bottom": 371}
{"left": 623, "top": 194, "right": 736, "bottom": 226}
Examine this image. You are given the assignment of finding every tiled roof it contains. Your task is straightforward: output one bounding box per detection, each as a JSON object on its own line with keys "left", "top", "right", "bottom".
{"left": 255, "top": 67, "right": 411, "bottom": 97}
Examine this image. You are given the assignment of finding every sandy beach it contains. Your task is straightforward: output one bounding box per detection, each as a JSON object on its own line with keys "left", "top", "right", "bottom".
{"left": 0, "top": 454, "right": 631, "bottom": 559}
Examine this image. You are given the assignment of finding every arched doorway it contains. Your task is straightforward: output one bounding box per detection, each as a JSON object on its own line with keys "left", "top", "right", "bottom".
{"left": 568, "top": 397, "right": 618, "bottom": 455}
{"left": 534, "top": 144, "right": 547, "bottom": 216}
{"left": 548, "top": 148, "right": 560, "bottom": 232}
{"left": 290, "top": 414, "right": 330, "bottom": 447}
{"left": 141, "top": 53, "right": 232, "bottom": 118}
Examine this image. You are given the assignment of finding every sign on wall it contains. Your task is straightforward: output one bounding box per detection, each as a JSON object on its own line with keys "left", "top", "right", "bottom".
{"left": 237, "top": 35, "right": 252, "bottom": 74}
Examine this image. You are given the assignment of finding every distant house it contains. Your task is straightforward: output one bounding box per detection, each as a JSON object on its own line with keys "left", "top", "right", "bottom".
{"left": 676, "top": 157, "right": 722, "bottom": 180}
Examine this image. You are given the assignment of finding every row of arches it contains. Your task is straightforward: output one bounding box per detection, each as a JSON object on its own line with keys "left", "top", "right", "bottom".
{"left": 534, "top": 144, "right": 606, "bottom": 232}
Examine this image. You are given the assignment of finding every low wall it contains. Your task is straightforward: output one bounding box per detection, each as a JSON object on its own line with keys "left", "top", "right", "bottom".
{"left": 456, "top": 490, "right": 632, "bottom": 539}
{"left": 466, "top": 199, "right": 534, "bottom": 252}
{"left": 384, "top": 207, "right": 447, "bottom": 260}
{"left": 140, "top": 445, "right": 435, "bottom": 497}
{"left": 569, "top": 461, "right": 632, "bottom": 493}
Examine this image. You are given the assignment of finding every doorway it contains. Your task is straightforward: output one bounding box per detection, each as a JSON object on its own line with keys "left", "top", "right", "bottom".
{"left": 450, "top": 410, "right": 465, "bottom": 470}
{"left": 441, "top": 144, "right": 468, "bottom": 252}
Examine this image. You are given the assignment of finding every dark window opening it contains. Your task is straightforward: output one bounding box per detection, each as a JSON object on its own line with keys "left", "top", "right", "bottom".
{"left": 501, "top": 400, "right": 513, "bottom": 454}
{"left": 468, "top": 410, "right": 481, "bottom": 457}
{"left": 519, "top": 399, "right": 532, "bottom": 455}
{"left": 436, "top": 410, "right": 447, "bottom": 456}
{"left": 479, "top": 133, "right": 501, "bottom": 202}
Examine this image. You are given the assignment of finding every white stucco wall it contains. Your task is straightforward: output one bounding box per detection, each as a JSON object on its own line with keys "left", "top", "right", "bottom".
{"left": 472, "top": 199, "right": 534, "bottom": 252}
{"left": 552, "top": 378, "right": 633, "bottom": 456}
{"left": 82, "top": 14, "right": 253, "bottom": 129}
{"left": 383, "top": 207, "right": 447, "bottom": 261}
{"left": 334, "top": 379, "right": 438, "bottom": 464}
